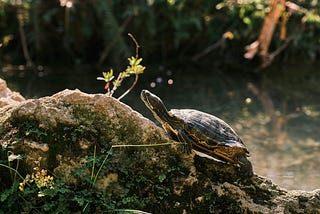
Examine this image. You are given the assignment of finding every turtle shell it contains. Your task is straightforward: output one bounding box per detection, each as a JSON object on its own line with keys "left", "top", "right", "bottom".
{"left": 170, "top": 109, "right": 247, "bottom": 147}
{"left": 166, "top": 109, "right": 250, "bottom": 164}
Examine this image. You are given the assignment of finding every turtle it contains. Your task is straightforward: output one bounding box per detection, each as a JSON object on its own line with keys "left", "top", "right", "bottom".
{"left": 140, "top": 89, "right": 253, "bottom": 177}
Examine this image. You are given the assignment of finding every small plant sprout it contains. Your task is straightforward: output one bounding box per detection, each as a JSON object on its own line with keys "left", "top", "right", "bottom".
{"left": 96, "top": 69, "right": 114, "bottom": 93}
{"left": 19, "top": 159, "right": 54, "bottom": 196}
{"left": 97, "top": 33, "right": 146, "bottom": 100}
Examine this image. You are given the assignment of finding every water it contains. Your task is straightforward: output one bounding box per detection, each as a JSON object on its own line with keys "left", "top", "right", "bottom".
{"left": 1, "top": 62, "right": 319, "bottom": 191}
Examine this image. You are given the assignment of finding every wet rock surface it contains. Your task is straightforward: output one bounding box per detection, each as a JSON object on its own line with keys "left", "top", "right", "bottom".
{"left": 0, "top": 78, "right": 319, "bottom": 213}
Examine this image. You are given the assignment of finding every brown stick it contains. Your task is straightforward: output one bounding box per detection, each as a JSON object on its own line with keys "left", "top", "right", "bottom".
{"left": 244, "top": 0, "right": 286, "bottom": 65}
{"left": 17, "top": 2, "right": 33, "bottom": 67}
{"left": 258, "top": 0, "right": 286, "bottom": 62}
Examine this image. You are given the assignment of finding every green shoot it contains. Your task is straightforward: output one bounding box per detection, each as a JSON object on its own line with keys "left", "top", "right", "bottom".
{"left": 97, "top": 33, "right": 145, "bottom": 100}
{"left": 90, "top": 144, "right": 97, "bottom": 182}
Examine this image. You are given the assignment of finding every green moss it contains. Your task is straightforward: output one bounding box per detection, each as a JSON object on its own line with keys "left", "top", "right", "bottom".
{"left": 71, "top": 104, "right": 144, "bottom": 148}
{"left": 0, "top": 108, "right": 100, "bottom": 170}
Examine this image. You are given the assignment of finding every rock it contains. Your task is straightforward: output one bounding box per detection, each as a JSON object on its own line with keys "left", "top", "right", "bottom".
{"left": 0, "top": 82, "right": 319, "bottom": 213}
{"left": 0, "top": 78, "right": 25, "bottom": 108}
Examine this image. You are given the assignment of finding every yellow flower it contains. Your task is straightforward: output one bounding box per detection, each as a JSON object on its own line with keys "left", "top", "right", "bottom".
{"left": 19, "top": 183, "right": 24, "bottom": 192}
{"left": 223, "top": 31, "right": 234, "bottom": 40}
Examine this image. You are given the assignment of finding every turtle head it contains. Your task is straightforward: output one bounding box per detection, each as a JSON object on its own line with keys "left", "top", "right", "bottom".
{"left": 141, "top": 90, "right": 171, "bottom": 122}
{"left": 140, "top": 90, "right": 163, "bottom": 111}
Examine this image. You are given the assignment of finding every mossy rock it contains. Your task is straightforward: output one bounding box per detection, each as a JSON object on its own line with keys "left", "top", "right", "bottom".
{"left": 0, "top": 88, "right": 319, "bottom": 213}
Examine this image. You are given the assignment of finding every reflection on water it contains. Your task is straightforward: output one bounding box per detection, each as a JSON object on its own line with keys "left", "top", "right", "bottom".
{"left": 1, "top": 63, "right": 320, "bottom": 191}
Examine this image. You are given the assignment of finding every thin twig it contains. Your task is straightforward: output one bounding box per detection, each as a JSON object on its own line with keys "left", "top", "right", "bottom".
{"left": 267, "top": 36, "right": 294, "bottom": 61}
{"left": 111, "top": 141, "right": 182, "bottom": 148}
{"left": 128, "top": 33, "right": 140, "bottom": 58}
{"left": 117, "top": 33, "right": 141, "bottom": 100}
{"left": 117, "top": 73, "right": 138, "bottom": 101}
{"left": 109, "top": 72, "right": 122, "bottom": 96}
{"left": 257, "top": 36, "right": 294, "bottom": 71}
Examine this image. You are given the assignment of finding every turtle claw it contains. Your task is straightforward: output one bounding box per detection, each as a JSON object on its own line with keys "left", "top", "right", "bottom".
{"left": 181, "top": 142, "right": 192, "bottom": 154}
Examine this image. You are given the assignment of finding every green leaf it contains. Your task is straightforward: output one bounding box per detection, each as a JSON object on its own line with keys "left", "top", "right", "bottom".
{"left": 158, "top": 174, "right": 166, "bottom": 182}
{"left": 102, "top": 69, "right": 115, "bottom": 81}
{"left": 135, "top": 65, "right": 146, "bottom": 74}
{"left": 135, "top": 58, "right": 143, "bottom": 65}
{"left": 97, "top": 70, "right": 114, "bottom": 82}
{"left": 125, "top": 66, "right": 134, "bottom": 74}
{"left": 243, "top": 17, "right": 251, "bottom": 26}
{"left": 113, "top": 79, "right": 121, "bottom": 87}
{"left": 121, "top": 71, "right": 130, "bottom": 78}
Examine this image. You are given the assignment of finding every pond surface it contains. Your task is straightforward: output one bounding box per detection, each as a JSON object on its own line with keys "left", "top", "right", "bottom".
{"left": 1, "top": 62, "right": 320, "bottom": 191}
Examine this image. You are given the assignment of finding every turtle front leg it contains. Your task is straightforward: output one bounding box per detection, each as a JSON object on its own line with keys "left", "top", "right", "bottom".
{"left": 176, "top": 130, "right": 193, "bottom": 154}
{"left": 162, "top": 123, "right": 193, "bottom": 154}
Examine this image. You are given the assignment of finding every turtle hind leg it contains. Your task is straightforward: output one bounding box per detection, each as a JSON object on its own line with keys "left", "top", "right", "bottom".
{"left": 237, "top": 155, "right": 254, "bottom": 177}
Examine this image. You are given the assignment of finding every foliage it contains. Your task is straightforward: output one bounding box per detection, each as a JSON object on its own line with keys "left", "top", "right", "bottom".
{"left": 97, "top": 34, "right": 145, "bottom": 100}
{"left": 0, "top": 0, "right": 319, "bottom": 69}
{"left": 216, "top": 0, "right": 320, "bottom": 61}
{"left": 0, "top": 170, "right": 116, "bottom": 213}
{"left": 18, "top": 163, "right": 54, "bottom": 194}
{"left": 0, "top": 137, "right": 182, "bottom": 213}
